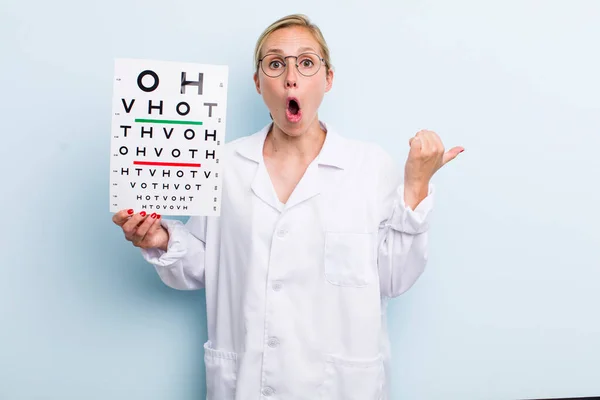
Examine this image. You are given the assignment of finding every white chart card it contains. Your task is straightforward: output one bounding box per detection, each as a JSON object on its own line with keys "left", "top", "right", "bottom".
{"left": 109, "top": 58, "right": 228, "bottom": 216}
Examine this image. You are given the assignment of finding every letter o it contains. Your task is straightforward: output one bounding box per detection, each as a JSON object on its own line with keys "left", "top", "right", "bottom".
{"left": 172, "top": 149, "right": 181, "bottom": 158}
{"left": 177, "top": 102, "right": 190, "bottom": 116}
{"left": 177, "top": 170, "right": 184, "bottom": 177}
{"left": 141, "top": 183, "right": 147, "bottom": 189}
{"left": 137, "top": 70, "right": 159, "bottom": 92}
{"left": 184, "top": 129, "right": 195, "bottom": 140}
{"left": 119, "top": 146, "right": 128, "bottom": 155}
{"left": 185, "top": 184, "right": 191, "bottom": 190}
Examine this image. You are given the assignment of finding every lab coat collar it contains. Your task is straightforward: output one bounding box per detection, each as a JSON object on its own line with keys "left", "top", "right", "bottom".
{"left": 236, "top": 120, "right": 349, "bottom": 211}
{"left": 235, "top": 121, "right": 350, "bottom": 170}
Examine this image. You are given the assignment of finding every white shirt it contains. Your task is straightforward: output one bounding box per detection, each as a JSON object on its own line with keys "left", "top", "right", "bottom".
{"left": 141, "top": 121, "right": 434, "bottom": 400}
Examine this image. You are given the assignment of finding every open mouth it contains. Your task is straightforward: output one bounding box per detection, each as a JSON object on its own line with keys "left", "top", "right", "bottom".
{"left": 286, "top": 97, "right": 302, "bottom": 122}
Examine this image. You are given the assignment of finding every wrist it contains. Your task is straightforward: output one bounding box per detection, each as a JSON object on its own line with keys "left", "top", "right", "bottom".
{"left": 158, "top": 226, "right": 169, "bottom": 251}
{"left": 404, "top": 180, "right": 430, "bottom": 210}
{"left": 405, "top": 178, "right": 429, "bottom": 193}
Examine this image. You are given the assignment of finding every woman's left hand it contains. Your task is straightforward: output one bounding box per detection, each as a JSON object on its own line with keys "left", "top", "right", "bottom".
{"left": 403, "top": 129, "right": 464, "bottom": 208}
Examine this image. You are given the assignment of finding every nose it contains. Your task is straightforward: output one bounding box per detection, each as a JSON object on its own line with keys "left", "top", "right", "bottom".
{"left": 284, "top": 61, "right": 298, "bottom": 88}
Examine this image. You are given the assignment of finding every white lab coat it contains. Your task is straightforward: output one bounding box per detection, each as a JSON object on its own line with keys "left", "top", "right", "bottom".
{"left": 141, "top": 121, "right": 433, "bottom": 400}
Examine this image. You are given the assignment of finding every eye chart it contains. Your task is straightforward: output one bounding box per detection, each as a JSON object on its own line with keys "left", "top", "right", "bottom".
{"left": 109, "top": 58, "right": 228, "bottom": 216}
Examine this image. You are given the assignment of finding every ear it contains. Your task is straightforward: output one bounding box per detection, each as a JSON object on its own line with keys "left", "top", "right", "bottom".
{"left": 324, "top": 68, "right": 334, "bottom": 93}
{"left": 253, "top": 72, "right": 261, "bottom": 94}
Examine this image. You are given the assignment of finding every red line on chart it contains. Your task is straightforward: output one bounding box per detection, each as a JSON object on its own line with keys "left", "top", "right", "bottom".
{"left": 133, "top": 161, "right": 201, "bottom": 167}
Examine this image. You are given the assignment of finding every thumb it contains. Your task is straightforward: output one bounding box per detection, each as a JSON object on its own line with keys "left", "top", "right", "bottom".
{"left": 442, "top": 146, "right": 464, "bottom": 165}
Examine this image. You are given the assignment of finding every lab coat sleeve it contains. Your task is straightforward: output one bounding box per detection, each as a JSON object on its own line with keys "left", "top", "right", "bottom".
{"left": 376, "top": 149, "right": 434, "bottom": 298}
{"left": 140, "top": 216, "right": 207, "bottom": 290}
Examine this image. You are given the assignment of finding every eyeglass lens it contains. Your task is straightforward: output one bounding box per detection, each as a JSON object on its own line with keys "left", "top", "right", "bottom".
{"left": 261, "top": 53, "right": 322, "bottom": 77}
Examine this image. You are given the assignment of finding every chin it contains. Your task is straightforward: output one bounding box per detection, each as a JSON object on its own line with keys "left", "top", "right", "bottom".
{"left": 279, "top": 123, "right": 306, "bottom": 137}
{"left": 275, "top": 114, "right": 316, "bottom": 136}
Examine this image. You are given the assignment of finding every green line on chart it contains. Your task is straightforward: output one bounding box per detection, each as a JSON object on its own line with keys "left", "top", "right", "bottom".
{"left": 135, "top": 118, "right": 203, "bottom": 125}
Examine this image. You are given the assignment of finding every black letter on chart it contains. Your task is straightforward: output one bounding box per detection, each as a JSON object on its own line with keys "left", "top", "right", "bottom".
{"left": 163, "top": 127, "right": 174, "bottom": 139}
{"left": 204, "top": 103, "right": 217, "bottom": 117}
{"left": 137, "top": 70, "right": 159, "bottom": 92}
{"left": 120, "top": 125, "right": 131, "bottom": 137}
{"left": 184, "top": 129, "right": 195, "bottom": 140}
{"left": 180, "top": 72, "right": 203, "bottom": 95}
{"left": 177, "top": 102, "right": 190, "bottom": 116}
{"left": 141, "top": 126, "right": 153, "bottom": 138}
{"left": 205, "top": 129, "right": 217, "bottom": 141}
{"left": 148, "top": 100, "right": 163, "bottom": 115}
{"left": 121, "top": 99, "right": 135, "bottom": 113}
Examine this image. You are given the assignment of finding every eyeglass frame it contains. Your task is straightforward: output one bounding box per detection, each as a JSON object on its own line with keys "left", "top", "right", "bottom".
{"left": 257, "top": 52, "right": 327, "bottom": 78}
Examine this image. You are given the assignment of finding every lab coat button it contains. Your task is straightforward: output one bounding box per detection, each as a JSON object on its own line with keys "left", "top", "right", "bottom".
{"left": 272, "top": 281, "right": 283, "bottom": 291}
{"left": 276, "top": 229, "right": 287, "bottom": 238}
{"left": 267, "top": 337, "right": 280, "bottom": 348}
{"left": 262, "top": 386, "right": 275, "bottom": 396}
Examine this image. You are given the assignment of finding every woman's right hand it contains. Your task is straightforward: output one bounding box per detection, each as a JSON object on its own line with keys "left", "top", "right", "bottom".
{"left": 112, "top": 209, "right": 169, "bottom": 251}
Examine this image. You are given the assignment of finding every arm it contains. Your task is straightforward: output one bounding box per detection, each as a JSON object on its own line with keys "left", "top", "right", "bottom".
{"left": 140, "top": 216, "right": 208, "bottom": 290}
{"left": 377, "top": 129, "right": 463, "bottom": 298}
{"left": 377, "top": 150, "right": 434, "bottom": 298}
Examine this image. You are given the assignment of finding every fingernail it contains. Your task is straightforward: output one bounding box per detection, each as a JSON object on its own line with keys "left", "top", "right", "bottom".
{"left": 127, "top": 209, "right": 134, "bottom": 215}
{"left": 140, "top": 211, "right": 147, "bottom": 217}
{"left": 157, "top": 214, "right": 161, "bottom": 219}
{"left": 150, "top": 213, "right": 157, "bottom": 218}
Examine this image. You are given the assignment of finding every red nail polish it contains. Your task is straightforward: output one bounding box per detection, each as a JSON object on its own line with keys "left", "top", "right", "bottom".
{"left": 150, "top": 213, "right": 157, "bottom": 218}
{"left": 127, "top": 209, "right": 134, "bottom": 215}
{"left": 157, "top": 214, "right": 161, "bottom": 219}
{"left": 140, "top": 211, "right": 147, "bottom": 217}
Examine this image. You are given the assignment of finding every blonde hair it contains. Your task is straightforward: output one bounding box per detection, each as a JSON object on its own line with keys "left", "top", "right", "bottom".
{"left": 254, "top": 14, "right": 333, "bottom": 74}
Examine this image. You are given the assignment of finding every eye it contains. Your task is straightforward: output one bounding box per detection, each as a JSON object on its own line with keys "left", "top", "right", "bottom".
{"left": 300, "top": 58, "right": 314, "bottom": 68}
{"left": 269, "top": 60, "right": 284, "bottom": 69}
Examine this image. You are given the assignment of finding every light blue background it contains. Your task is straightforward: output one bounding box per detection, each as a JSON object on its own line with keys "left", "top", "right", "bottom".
{"left": 1, "top": 1, "right": 599, "bottom": 399}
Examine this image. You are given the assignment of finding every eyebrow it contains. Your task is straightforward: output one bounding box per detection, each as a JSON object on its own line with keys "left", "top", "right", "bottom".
{"left": 263, "top": 46, "right": 317, "bottom": 55}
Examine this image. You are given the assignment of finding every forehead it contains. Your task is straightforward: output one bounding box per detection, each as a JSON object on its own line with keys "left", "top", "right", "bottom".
{"left": 262, "top": 26, "right": 320, "bottom": 54}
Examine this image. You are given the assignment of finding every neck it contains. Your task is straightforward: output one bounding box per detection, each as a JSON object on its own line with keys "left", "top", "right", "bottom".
{"left": 265, "top": 118, "right": 326, "bottom": 162}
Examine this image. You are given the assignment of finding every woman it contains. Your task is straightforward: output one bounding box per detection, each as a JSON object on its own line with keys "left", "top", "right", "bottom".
{"left": 112, "top": 14, "right": 463, "bottom": 400}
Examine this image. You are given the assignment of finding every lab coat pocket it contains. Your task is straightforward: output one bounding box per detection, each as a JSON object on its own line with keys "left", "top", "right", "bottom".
{"left": 203, "top": 341, "right": 238, "bottom": 400}
{"left": 324, "top": 232, "right": 377, "bottom": 287}
{"left": 319, "top": 353, "right": 384, "bottom": 400}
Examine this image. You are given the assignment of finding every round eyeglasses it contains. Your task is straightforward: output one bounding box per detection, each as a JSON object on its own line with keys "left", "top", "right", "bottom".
{"left": 258, "top": 52, "right": 326, "bottom": 78}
